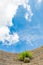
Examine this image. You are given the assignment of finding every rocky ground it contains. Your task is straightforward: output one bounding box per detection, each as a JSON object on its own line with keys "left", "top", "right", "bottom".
{"left": 0, "top": 46, "right": 43, "bottom": 65}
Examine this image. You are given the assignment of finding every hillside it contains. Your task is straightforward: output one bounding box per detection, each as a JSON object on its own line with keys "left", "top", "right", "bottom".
{"left": 0, "top": 46, "right": 43, "bottom": 65}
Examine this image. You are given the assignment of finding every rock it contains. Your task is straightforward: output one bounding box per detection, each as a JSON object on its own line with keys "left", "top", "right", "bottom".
{"left": 24, "top": 57, "right": 30, "bottom": 63}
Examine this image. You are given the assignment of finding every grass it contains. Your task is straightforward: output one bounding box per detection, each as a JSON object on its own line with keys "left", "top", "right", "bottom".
{"left": 18, "top": 51, "right": 32, "bottom": 61}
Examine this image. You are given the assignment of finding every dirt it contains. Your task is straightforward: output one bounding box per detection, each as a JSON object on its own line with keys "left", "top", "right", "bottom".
{"left": 0, "top": 46, "right": 43, "bottom": 65}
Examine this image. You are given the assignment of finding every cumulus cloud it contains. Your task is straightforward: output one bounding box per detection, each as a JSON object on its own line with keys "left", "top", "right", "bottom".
{"left": 0, "top": 0, "right": 18, "bottom": 26}
{"left": 0, "top": 26, "right": 19, "bottom": 46}
{"left": 0, "top": 0, "right": 33, "bottom": 27}
{"left": 0, "top": 0, "right": 33, "bottom": 45}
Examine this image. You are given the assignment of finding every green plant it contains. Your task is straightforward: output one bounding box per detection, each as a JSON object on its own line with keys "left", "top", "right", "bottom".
{"left": 18, "top": 52, "right": 25, "bottom": 61}
{"left": 24, "top": 51, "right": 32, "bottom": 59}
{"left": 18, "top": 51, "right": 32, "bottom": 61}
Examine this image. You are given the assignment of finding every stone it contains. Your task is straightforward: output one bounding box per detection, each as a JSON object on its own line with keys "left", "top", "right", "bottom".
{"left": 24, "top": 57, "right": 30, "bottom": 63}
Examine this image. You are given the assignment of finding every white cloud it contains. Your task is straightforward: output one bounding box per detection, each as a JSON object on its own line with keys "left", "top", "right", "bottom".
{"left": 0, "top": 0, "right": 18, "bottom": 26}
{"left": 0, "top": 26, "right": 19, "bottom": 46}
{"left": 35, "top": 0, "right": 42, "bottom": 9}
{"left": 38, "top": 0, "right": 42, "bottom": 4}
{"left": 19, "top": 30, "right": 43, "bottom": 46}
{"left": 0, "top": 0, "right": 33, "bottom": 27}
{"left": 0, "top": 0, "right": 33, "bottom": 45}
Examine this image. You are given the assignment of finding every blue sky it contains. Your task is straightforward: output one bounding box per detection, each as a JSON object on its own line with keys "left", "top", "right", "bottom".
{"left": 0, "top": 0, "right": 43, "bottom": 53}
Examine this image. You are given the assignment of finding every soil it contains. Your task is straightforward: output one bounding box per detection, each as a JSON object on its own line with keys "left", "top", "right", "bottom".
{"left": 0, "top": 46, "right": 43, "bottom": 65}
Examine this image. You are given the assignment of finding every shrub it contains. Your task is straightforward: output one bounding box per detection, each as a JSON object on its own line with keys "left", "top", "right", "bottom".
{"left": 18, "top": 52, "right": 26, "bottom": 61}
{"left": 25, "top": 51, "right": 32, "bottom": 59}
{"left": 18, "top": 51, "right": 32, "bottom": 61}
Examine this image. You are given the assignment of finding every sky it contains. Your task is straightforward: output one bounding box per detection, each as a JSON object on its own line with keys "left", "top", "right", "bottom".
{"left": 0, "top": 0, "right": 43, "bottom": 53}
